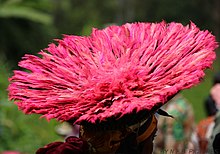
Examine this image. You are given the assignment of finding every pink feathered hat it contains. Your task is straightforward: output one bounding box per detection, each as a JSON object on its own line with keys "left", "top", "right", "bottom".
{"left": 8, "top": 21, "right": 218, "bottom": 129}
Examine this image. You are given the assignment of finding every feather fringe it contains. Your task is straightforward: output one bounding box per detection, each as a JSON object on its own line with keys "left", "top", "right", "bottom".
{"left": 8, "top": 21, "right": 218, "bottom": 124}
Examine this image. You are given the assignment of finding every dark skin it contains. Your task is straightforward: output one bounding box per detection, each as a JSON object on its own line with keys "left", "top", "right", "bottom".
{"left": 140, "top": 127, "right": 157, "bottom": 154}
{"left": 115, "top": 126, "right": 157, "bottom": 154}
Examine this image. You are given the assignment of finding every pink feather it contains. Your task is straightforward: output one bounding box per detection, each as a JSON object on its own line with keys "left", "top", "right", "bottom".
{"left": 8, "top": 21, "right": 218, "bottom": 124}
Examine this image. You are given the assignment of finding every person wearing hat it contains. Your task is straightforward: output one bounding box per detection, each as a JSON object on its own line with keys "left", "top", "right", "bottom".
{"left": 8, "top": 21, "right": 218, "bottom": 153}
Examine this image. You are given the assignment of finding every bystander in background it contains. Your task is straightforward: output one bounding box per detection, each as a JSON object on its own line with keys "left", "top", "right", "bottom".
{"left": 154, "top": 94, "right": 196, "bottom": 153}
{"left": 207, "top": 83, "right": 220, "bottom": 153}
{"left": 204, "top": 72, "right": 220, "bottom": 116}
{"left": 196, "top": 72, "right": 220, "bottom": 153}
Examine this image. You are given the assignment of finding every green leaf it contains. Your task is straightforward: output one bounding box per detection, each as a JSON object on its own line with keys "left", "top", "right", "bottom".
{"left": 0, "top": 5, "right": 52, "bottom": 25}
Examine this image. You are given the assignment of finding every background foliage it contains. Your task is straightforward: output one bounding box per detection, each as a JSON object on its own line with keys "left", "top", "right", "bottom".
{"left": 0, "top": 0, "right": 219, "bottom": 153}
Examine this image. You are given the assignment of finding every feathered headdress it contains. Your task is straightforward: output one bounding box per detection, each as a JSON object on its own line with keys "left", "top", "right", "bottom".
{"left": 8, "top": 21, "right": 218, "bottom": 127}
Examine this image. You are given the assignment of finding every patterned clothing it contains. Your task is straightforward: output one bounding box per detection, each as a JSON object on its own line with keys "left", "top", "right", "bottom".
{"left": 154, "top": 94, "right": 195, "bottom": 152}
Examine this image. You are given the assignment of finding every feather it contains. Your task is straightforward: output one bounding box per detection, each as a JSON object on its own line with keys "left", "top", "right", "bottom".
{"left": 8, "top": 21, "right": 218, "bottom": 124}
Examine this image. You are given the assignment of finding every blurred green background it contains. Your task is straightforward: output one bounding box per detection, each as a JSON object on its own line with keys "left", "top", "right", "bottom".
{"left": 0, "top": 0, "right": 219, "bottom": 153}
